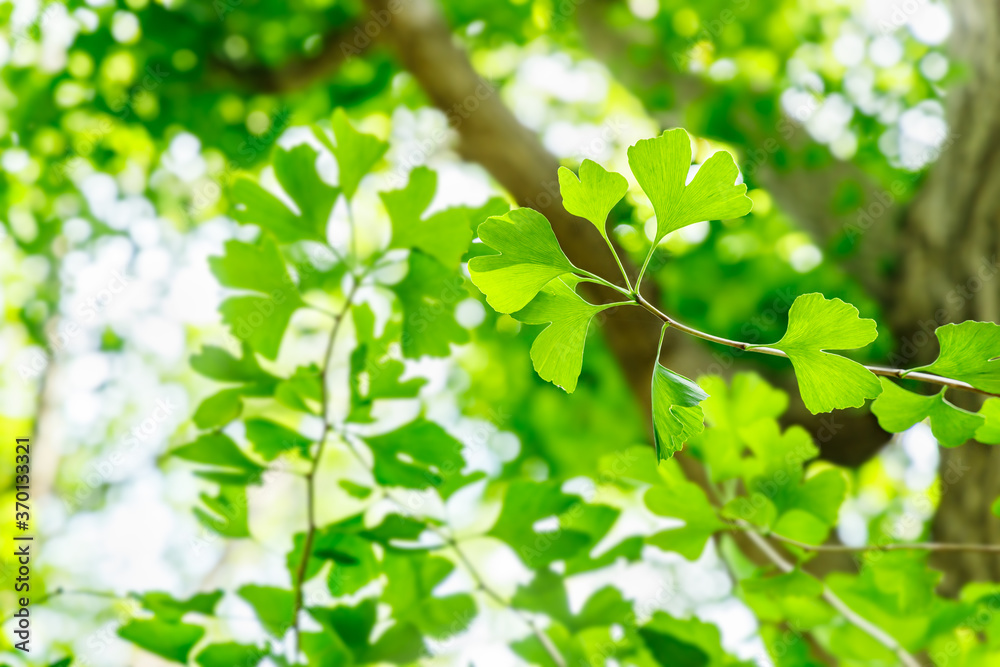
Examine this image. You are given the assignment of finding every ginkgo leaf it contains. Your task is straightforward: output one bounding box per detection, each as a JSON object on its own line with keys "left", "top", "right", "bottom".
{"left": 752, "top": 293, "right": 881, "bottom": 414}
{"left": 231, "top": 144, "right": 339, "bottom": 244}
{"left": 910, "top": 322, "right": 1000, "bottom": 394}
{"left": 469, "top": 207, "right": 578, "bottom": 313}
{"left": 210, "top": 236, "right": 304, "bottom": 360}
{"left": 238, "top": 585, "right": 295, "bottom": 638}
{"left": 976, "top": 398, "right": 1000, "bottom": 444}
{"left": 644, "top": 471, "right": 725, "bottom": 560}
{"left": 363, "top": 418, "right": 480, "bottom": 498}
{"left": 557, "top": 159, "right": 628, "bottom": 239}
{"left": 651, "top": 363, "right": 709, "bottom": 461}
{"left": 391, "top": 250, "right": 469, "bottom": 358}
{"left": 871, "top": 378, "right": 984, "bottom": 447}
{"left": 487, "top": 480, "right": 591, "bottom": 568}
{"left": 324, "top": 108, "right": 388, "bottom": 200}
{"left": 381, "top": 167, "right": 499, "bottom": 269}
{"left": 118, "top": 620, "right": 204, "bottom": 664}
{"left": 627, "top": 128, "right": 752, "bottom": 244}
{"left": 512, "top": 277, "right": 612, "bottom": 393}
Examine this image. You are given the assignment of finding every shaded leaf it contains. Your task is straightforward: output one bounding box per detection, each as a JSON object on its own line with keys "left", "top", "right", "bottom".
{"left": 651, "top": 363, "right": 709, "bottom": 461}
{"left": 118, "top": 619, "right": 204, "bottom": 664}
{"left": 237, "top": 585, "right": 295, "bottom": 638}
{"left": 231, "top": 143, "right": 338, "bottom": 243}
{"left": 391, "top": 250, "right": 469, "bottom": 358}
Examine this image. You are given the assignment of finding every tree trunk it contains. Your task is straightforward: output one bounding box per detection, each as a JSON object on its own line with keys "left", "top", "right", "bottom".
{"left": 896, "top": 0, "right": 1000, "bottom": 594}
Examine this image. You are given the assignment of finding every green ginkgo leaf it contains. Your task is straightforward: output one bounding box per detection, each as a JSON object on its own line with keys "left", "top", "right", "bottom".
{"left": 381, "top": 167, "right": 505, "bottom": 269}
{"left": 118, "top": 619, "right": 204, "bottom": 664}
{"left": 513, "top": 277, "right": 612, "bottom": 393}
{"left": 323, "top": 108, "right": 388, "bottom": 200}
{"left": 976, "top": 398, "right": 1000, "bottom": 444}
{"left": 209, "top": 236, "right": 304, "bottom": 360}
{"left": 391, "top": 250, "right": 469, "bottom": 358}
{"left": 627, "top": 128, "right": 752, "bottom": 244}
{"left": 469, "top": 207, "right": 578, "bottom": 313}
{"left": 644, "top": 471, "right": 725, "bottom": 559}
{"left": 232, "top": 144, "right": 339, "bottom": 244}
{"left": 557, "top": 159, "right": 628, "bottom": 239}
{"left": 752, "top": 293, "right": 881, "bottom": 414}
{"left": 910, "top": 322, "right": 1000, "bottom": 394}
{"left": 651, "top": 362, "right": 709, "bottom": 461}
{"left": 871, "top": 378, "right": 984, "bottom": 447}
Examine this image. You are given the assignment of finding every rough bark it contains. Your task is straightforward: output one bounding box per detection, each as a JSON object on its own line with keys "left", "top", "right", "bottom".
{"left": 898, "top": 0, "right": 1000, "bottom": 594}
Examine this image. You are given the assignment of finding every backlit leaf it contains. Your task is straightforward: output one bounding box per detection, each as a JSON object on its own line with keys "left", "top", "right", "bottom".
{"left": 627, "top": 128, "right": 752, "bottom": 244}
{"left": 557, "top": 159, "right": 628, "bottom": 239}
{"left": 911, "top": 321, "right": 1000, "bottom": 394}
{"left": 752, "top": 293, "right": 881, "bottom": 413}
{"left": 871, "top": 378, "right": 984, "bottom": 447}
{"left": 513, "top": 277, "right": 612, "bottom": 393}
{"left": 469, "top": 207, "right": 578, "bottom": 313}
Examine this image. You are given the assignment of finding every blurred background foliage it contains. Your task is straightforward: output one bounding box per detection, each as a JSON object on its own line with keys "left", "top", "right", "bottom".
{"left": 1, "top": 0, "right": 997, "bottom": 663}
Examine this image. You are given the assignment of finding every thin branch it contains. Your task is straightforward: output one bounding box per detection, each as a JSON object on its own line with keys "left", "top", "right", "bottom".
{"left": 334, "top": 431, "right": 568, "bottom": 667}
{"left": 737, "top": 526, "right": 1000, "bottom": 554}
{"left": 291, "top": 278, "right": 362, "bottom": 661}
{"left": 740, "top": 530, "right": 921, "bottom": 667}
{"left": 633, "top": 292, "right": 1000, "bottom": 399}
{"left": 208, "top": 20, "right": 369, "bottom": 94}
{"left": 1, "top": 588, "right": 121, "bottom": 624}
{"left": 443, "top": 536, "right": 567, "bottom": 667}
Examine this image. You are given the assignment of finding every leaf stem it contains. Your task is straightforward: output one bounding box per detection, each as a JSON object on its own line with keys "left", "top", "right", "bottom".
{"left": 632, "top": 293, "right": 1000, "bottom": 399}
{"left": 602, "top": 236, "right": 633, "bottom": 293}
{"left": 576, "top": 270, "right": 633, "bottom": 298}
{"left": 634, "top": 245, "right": 655, "bottom": 295}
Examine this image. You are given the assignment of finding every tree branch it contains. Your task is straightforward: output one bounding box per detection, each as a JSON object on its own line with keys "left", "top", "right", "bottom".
{"left": 635, "top": 292, "right": 1000, "bottom": 401}
{"left": 210, "top": 21, "right": 369, "bottom": 94}
{"left": 291, "top": 278, "right": 361, "bottom": 659}
{"left": 740, "top": 530, "right": 921, "bottom": 667}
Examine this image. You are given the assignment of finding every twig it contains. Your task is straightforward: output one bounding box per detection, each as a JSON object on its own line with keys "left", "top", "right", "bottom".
{"left": 1, "top": 588, "right": 121, "bottom": 624}
{"left": 633, "top": 292, "right": 1000, "bottom": 399}
{"left": 291, "top": 279, "right": 362, "bottom": 660}
{"left": 444, "top": 536, "right": 567, "bottom": 667}
{"left": 741, "top": 529, "right": 921, "bottom": 667}
{"left": 739, "top": 526, "right": 1000, "bottom": 554}
{"left": 334, "top": 432, "right": 568, "bottom": 667}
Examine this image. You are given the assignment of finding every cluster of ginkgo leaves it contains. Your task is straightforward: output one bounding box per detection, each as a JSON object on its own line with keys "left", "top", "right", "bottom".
{"left": 467, "top": 128, "right": 1000, "bottom": 461}
{"left": 97, "top": 114, "right": 1000, "bottom": 667}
